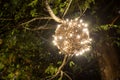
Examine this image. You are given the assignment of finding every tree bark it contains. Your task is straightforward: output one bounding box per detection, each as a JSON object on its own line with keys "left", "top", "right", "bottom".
{"left": 96, "top": 43, "right": 120, "bottom": 80}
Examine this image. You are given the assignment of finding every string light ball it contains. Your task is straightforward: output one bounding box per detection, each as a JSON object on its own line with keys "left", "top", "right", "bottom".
{"left": 52, "top": 18, "right": 92, "bottom": 56}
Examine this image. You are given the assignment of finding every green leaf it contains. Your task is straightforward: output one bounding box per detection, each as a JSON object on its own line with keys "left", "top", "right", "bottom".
{"left": 30, "top": 9, "right": 37, "bottom": 17}
{"left": 8, "top": 73, "right": 14, "bottom": 78}
{"left": 45, "top": 64, "right": 58, "bottom": 75}
{"left": 100, "top": 25, "right": 109, "bottom": 30}
{"left": 54, "top": 0, "right": 61, "bottom": 5}
{"left": 53, "top": 8, "right": 57, "bottom": 14}
{"left": 69, "top": 61, "right": 75, "bottom": 67}
{"left": 60, "top": 8, "right": 64, "bottom": 13}
{"left": 58, "top": 76, "right": 62, "bottom": 80}
{"left": 28, "top": 0, "right": 38, "bottom": 7}
{"left": 57, "top": 61, "right": 62, "bottom": 65}
{"left": 0, "top": 62, "right": 4, "bottom": 70}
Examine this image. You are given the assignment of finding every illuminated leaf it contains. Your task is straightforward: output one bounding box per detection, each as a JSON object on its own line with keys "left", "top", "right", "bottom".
{"left": 69, "top": 61, "right": 75, "bottom": 67}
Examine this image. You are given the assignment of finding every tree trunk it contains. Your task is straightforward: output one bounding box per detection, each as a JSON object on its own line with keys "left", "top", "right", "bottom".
{"left": 96, "top": 43, "right": 120, "bottom": 80}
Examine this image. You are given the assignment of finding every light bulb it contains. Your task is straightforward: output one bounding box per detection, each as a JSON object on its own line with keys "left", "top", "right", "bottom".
{"left": 69, "top": 33, "right": 73, "bottom": 37}
{"left": 59, "top": 51, "right": 62, "bottom": 54}
{"left": 57, "top": 24, "right": 61, "bottom": 28}
{"left": 75, "top": 18, "right": 78, "bottom": 21}
{"left": 84, "top": 23, "right": 88, "bottom": 27}
{"left": 81, "top": 40, "right": 90, "bottom": 44}
{"left": 66, "top": 19, "right": 69, "bottom": 22}
{"left": 53, "top": 35, "right": 57, "bottom": 40}
{"left": 78, "top": 24, "right": 81, "bottom": 27}
{"left": 69, "top": 22, "right": 72, "bottom": 26}
{"left": 59, "top": 36, "right": 63, "bottom": 40}
{"left": 82, "top": 28, "right": 88, "bottom": 32}
{"left": 80, "top": 19, "right": 83, "bottom": 23}
{"left": 76, "top": 35, "right": 81, "bottom": 39}
{"left": 53, "top": 40, "right": 57, "bottom": 45}
{"left": 85, "top": 47, "right": 90, "bottom": 51}
{"left": 76, "top": 53, "right": 79, "bottom": 56}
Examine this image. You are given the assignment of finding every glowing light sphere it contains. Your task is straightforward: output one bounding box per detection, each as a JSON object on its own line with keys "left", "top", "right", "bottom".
{"left": 53, "top": 18, "right": 92, "bottom": 56}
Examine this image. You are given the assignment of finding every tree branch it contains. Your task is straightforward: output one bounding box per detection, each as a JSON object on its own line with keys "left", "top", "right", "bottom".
{"left": 21, "top": 17, "right": 52, "bottom": 25}
{"left": 77, "top": 2, "right": 88, "bottom": 19}
{"left": 0, "top": 18, "right": 14, "bottom": 21}
{"left": 62, "top": 0, "right": 72, "bottom": 18}
{"left": 62, "top": 71, "right": 72, "bottom": 80}
{"left": 78, "top": 8, "right": 87, "bottom": 19}
{"left": 23, "top": 26, "right": 54, "bottom": 31}
{"left": 45, "top": 0, "right": 63, "bottom": 23}
{"left": 48, "top": 55, "right": 68, "bottom": 80}
{"left": 111, "top": 15, "right": 120, "bottom": 25}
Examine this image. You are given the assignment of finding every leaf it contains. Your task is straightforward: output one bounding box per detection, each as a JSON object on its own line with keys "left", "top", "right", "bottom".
{"left": 30, "top": 9, "right": 37, "bottom": 17}
{"left": 45, "top": 64, "right": 58, "bottom": 75}
{"left": 60, "top": 8, "right": 64, "bottom": 13}
{"left": 8, "top": 73, "right": 14, "bottom": 78}
{"left": 0, "top": 62, "right": 4, "bottom": 70}
{"left": 28, "top": 0, "right": 38, "bottom": 7}
{"left": 58, "top": 76, "right": 62, "bottom": 80}
{"left": 100, "top": 25, "right": 109, "bottom": 31}
{"left": 57, "top": 61, "right": 62, "bottom": 65}
{"left": 69, "top": 61, "right": 75, "bottom": 67}
{"left": 54, "top": 0, "right": 61, "bottom": 5}
{"left": 53, "top": 8, "right": 57, "bottom": 14}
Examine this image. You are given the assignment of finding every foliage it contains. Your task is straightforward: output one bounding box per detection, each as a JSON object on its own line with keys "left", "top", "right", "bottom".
{"left": 0, "top": 0, "right": 120, "bottom": 80}
{"left": 0, "top": 28, "right": 51, "bottom": 79}
{"left": 45, "top": 63, "right": 58, "bottom": 75}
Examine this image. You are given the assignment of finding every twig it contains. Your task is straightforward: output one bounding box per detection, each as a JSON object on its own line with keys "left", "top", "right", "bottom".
{"left": 62, "top": 71, "right": 72, "bottom": 80}
{"left": 77, "top": 2, "right": 88, "bottom": 19}
{"left": 62, "top": 0, "right": 73, "bottom": 18}
{"left": 111, "top": 15, "right": 120, "bottom": 25}
{"left": 0, "top": 18, "right": 14, "bottom": 21}
{"left": 48, "top": 55, "right": 68, "bottom": 80}
{"left": 60, "top": 71, "right": 63, "bottom": 79}
{"left": 23, "top": 25, "right": 55, "bottom": 31}
{"left": 45, "top": 0, "right": 63, "bottom": 23}
{"left": 78, "top": 8, "right": 87, "bottom": 19}
{"left": 21, "top": 17, "right": 52, "bottom": 25}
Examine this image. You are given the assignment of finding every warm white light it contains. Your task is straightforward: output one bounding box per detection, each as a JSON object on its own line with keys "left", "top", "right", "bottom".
{"left": 76, "top": 35, "right": 81, "bottom": 39}
{"left": 81, "top": 40, "right": 90, "bottom": 44}
{"left": 59, "top": 36, "right": 63, "bottom": 40}
{"left": 79, "top": 51, "right": 83, "bottom": 55}
{"left": 69, "top": 33, "right": 73, "bottom": 37}
{"left": 69, "top": 22, "right": 72, "bottom": 26}
{"left": 59, "top": 51, "right": 62, "bottom": 54}
{"left": 82, "top": 28, "right": 88, "bottom": 32}
{"left": 80, "top": 19, "right": 83, "bottom": 23}
{"left": 89, "top": 38, "right": 92, "bottom": 41}
{"left": 78, "top": 24, "right": 81, "bottom": 27}
{"left": 75, "top": 51, "right": 84, "bottom": 56}
{"left": 53, "top": 35, "right": 57, "bottom": 40}
{"left": 84, "top": 23, "right": 88, "bottom": 27}
{"left": 76, "top": 53, "right": 79, "bottom": 56}
{"left": 53, "top": 18, "right": 92, "bottom": 55}
{"left": 65, "top": 37, "right": 68, "bottom": 39}
{"left": 66, "top": 19, "right": 69, "bottom": 22}
{"left": 75, "top": 18, "right": 78, "bottom": 21}
{"left": 57, "top": 24, "right": 61, "bottom": 28}
{"left": 54, "top": 36, "right": 57, "bottom": 40}
{"left": 53, "top": 40, "right": 57, "bottom": 45}
{"left": 63, "top": 46, "right": 68, "bottom": 51}
{"left": 85, "top": 47, "right": 90, "bottom": 51}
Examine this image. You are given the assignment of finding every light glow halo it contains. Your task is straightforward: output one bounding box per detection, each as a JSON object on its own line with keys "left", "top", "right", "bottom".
{"left": 53, "top": 18, "right": 92, "bottom": 56}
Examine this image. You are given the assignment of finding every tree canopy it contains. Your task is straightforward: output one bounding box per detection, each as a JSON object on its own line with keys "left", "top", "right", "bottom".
{"left": 0, "top": 0, "right": 120, "bottom": 80}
